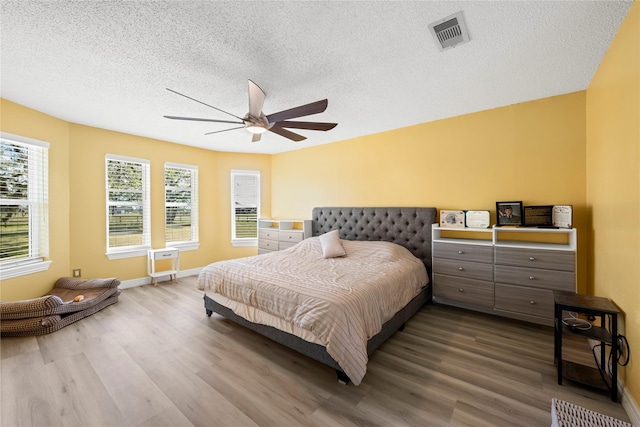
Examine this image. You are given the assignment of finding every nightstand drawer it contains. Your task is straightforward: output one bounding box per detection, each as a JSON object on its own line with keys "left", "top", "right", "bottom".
{"left": 433, "top": 242, "right": 493, "bottom": 263}
{"left": 279, "top": 231, "right": 304, "bottom": 243}
{"left": 151, "top": 248, "right": 179, "bottom": 260}
{"left": 495, "top": 265, "right": 574, "bottom": 291}
{"left": 432, "top": 258, "right": 493, "bottom": 282}
{"left": 495, "top": 284, "right": 554, "bottom": 319}
{"left": 433, "top": 274, "right": 494, "bottom": 309}
{"left": 259, "top": 229, "right": 279, "bottom": 241}
{"left": 495, "top": 247, "right": 574, "bottom": 271}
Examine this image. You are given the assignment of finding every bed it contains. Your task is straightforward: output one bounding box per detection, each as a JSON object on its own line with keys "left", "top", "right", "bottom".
{"left": 198, "top": 207, "right": 437, "bottom": 385}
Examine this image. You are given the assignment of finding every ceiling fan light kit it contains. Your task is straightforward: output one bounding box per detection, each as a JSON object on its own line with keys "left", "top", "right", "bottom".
{"left": 164, "top": 80, "right": 337, "bottom": 143}
{"left": 246, "top": 124, "right": 268, "bottom": 134}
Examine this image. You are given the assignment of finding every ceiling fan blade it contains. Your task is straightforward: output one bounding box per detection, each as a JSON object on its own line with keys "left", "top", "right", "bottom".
{"left": 276, "top": 121, "right": 337, "bottom": 131}
{"left": 204, "top": 125, "right": 245, "bottom": 136}
{"left": 266, "top": 99, "right": 328, "bottom": 124}
{"left": 164, "top": 115, "right": 244, "bottom": 125}
{"left": 248, "top": 80, "right": 266, "bottom": 119}
{"left": 166, "top": 88, "right": 245, "bottom": 121}
{"left": 268, "top": 124, "right": 306, "bottom": 142}
{"left": 251, "top": 133, "right": 262, "bottom": 143}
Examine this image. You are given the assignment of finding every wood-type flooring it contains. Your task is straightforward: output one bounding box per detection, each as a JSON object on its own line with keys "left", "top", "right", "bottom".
{"left": 1, "top": 276, "right": 632, "bottom": 426}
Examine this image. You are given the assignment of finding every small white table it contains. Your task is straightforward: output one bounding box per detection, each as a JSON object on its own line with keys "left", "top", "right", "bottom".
{"left": 147, "top": 248, "right": 180, "bottom": 287}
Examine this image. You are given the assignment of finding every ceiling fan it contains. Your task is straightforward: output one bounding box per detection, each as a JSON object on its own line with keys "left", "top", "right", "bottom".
{"left": 164, "top": 80, "right": 337, "bottom": 143}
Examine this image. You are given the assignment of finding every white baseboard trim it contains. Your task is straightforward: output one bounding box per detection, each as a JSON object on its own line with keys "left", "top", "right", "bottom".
{"left": 118, "top": 267, "right": 202, "bottom": 289}
{"left": 620, "top": 379, "right": 640, "bottom": 425}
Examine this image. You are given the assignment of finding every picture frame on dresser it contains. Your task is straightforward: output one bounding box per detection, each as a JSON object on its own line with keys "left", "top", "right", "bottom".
{"left": 523, "top": 205, "right": 553, "bottom": 227}
{"left": 496, "top": 201, "right": 523, "bottom": 226}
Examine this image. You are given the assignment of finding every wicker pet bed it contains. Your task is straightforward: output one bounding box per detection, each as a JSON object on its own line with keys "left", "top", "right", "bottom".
{"left": 1, "top": 277, "right": 121, "bottom": 337}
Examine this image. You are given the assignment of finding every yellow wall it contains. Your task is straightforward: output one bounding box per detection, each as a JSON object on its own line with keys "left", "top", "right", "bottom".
{"left": 0, "top": 100, "right": 72, "bottom": 300}
{"left": 67, "top": 124, "right": 220, "bottom": 280}
{"left": 272, "top": 92, "right": 589, "bottom": 291}
{"left": 586, "top": 0, "right": 639, "bottom": 407}
{"left": 1, "top": 99, "right": 270, "bottom": 301}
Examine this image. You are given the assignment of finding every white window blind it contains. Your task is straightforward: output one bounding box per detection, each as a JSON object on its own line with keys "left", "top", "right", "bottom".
{"left": 231, "top": 170, "right": 260, "bottom": 245}
{"left": 106, "top": 154, "right": 150, "bottom": 257}
{"left": 165, "top": 163, "right": 198, "bottom": 246}
{"left": 0, "top": 132, "right": 51, "bottom": 279}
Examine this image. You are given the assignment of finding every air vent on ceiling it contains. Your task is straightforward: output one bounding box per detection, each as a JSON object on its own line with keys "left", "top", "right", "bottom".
{"left": 428, "top": 11, "right": 470, "bottom": 52}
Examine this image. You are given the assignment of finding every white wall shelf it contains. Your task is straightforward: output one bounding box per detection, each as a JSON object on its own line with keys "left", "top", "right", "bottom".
{"left": 432, "top": 224, "right": 494, "bottom": 246}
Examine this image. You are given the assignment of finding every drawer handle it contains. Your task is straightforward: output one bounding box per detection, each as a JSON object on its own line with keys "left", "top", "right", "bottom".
{"left": 529, "top": 257, "right": 536, "bottom": 261}
{"left": 458, "top": 267, "right": 464, "bottom": 271}
{"left": 458, "top": 250, "right": 464, "bottom": 254}
{"left": 288, "top": 236, "right": 293, "bottom": 239}
{"left": 529, "top": 275, "right": 535, "bottom": 280}
{"left": 458, "top": 288, "right": 464, "bottom": 293}
{"left": 529, "top": 300, "right": 536, "bottom": 305}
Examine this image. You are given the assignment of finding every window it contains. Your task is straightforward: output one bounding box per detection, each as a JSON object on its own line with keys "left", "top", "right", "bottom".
{"left": 165, "top": 163, "right": 198, "bottom": 250}
{"left": 0, "top": 132, "right": 51, "bottom": 279}
{"left": 105, "top": 154, "right": 150, "bottom": 259}
{"left": 231, "top": 170, "right": 260, "bottom": 246}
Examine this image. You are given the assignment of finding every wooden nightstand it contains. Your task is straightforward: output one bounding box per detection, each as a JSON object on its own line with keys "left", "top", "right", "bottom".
{"left": 554, "top": 290, "right": 620, "bottom": 402}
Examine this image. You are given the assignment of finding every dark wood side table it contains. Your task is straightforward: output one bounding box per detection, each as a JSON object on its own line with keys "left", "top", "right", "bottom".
{"left": 553, "top": 290, "right": 620, "bottom": 402}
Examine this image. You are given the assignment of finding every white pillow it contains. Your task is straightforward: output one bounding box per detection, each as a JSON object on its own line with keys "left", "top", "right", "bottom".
{"left": 319, "top": 230, "right": 346, "bottom": 258}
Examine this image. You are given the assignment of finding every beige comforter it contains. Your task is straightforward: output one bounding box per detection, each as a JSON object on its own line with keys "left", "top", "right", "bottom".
{"left": 197, "top": 237, "right": 428, "bottom": 385}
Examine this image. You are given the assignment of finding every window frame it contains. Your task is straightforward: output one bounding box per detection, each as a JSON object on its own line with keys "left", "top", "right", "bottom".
{"left": 105, "top": 154, "right": 151, "bottom": 260}
{"left": 230, "top": 169, "right": 260, "bottom": 247}
{"left": 164, "top": 162, "right": 199, "bottom": 251}
{"left": 0, "top": 132, "right": 51, "bottom": 279}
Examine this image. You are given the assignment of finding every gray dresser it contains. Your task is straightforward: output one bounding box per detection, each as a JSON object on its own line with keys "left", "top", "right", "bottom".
{"left": 432, "top": 225, "right": 577, "bottom": 326}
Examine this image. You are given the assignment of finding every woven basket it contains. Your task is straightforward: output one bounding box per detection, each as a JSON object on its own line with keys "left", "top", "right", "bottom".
{"left": 551, "top": 399, "right": 634, "bottom": 427}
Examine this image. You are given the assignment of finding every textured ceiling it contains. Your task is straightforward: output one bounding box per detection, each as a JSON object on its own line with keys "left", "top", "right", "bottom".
{"left": 0, "top": 1, "right": 633, "bottom": 154}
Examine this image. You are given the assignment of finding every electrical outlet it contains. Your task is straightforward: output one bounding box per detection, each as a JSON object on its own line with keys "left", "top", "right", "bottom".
{"left": 73, "top": 269, "right": 81, "bottom": 278}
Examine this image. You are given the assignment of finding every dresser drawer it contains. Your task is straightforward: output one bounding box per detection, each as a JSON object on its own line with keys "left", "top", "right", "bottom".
{"left": 495, "top": 265, "right": 574, "bottom": 291}
{"left": 495, "top": 247, "right": 574, "bottom": 271}
{"left": 495, "top": 284, "right": 554, "bottom": 319}
{"left": 432, "top": 258, "right": 493, "bottom": 282}
{"left": 258, "top": 239, "right": 279, "bottom": 251}
{"left": 279, "top": 231, "right": 304, "bottom": 243}
{"left": 433, "top": 242, "right": 493, "bottom": 263}
{"left": 433, "top": 274, "right": 494, "bottom": 309}
{"left": 258, "top": 229, "right": 279, "bottom": 241}
{"left": 278, "top": 241, "right": 299, "bottom": 250}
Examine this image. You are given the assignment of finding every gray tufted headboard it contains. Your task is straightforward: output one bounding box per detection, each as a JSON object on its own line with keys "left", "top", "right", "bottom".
{"left": 311, "top": 207, "right": 437, "bottom": 280}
